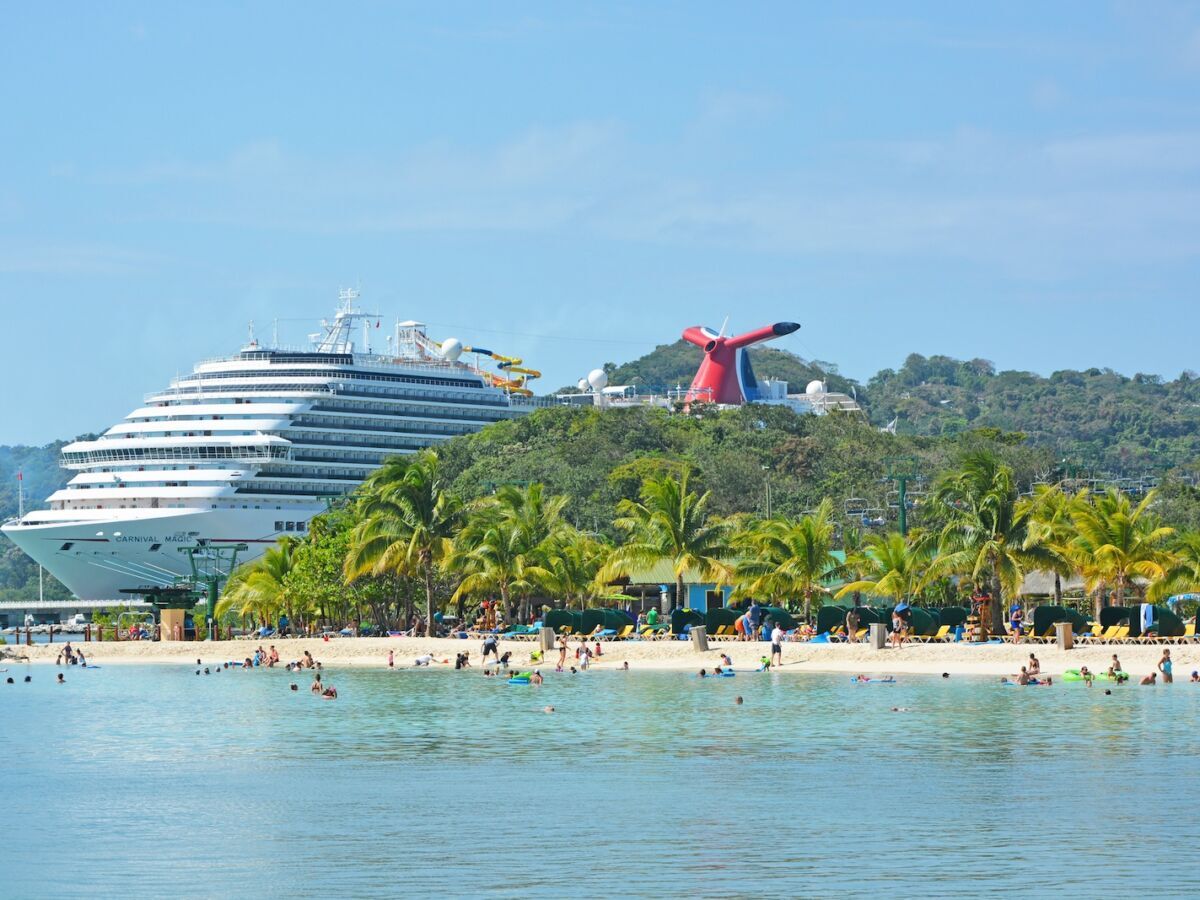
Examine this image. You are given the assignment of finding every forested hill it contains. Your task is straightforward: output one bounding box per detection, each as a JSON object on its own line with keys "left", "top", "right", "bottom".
{"left": 600, "top": 343, "right": 1200, "bottom": 475}
{"left": 599, "top": 339, "right": 861, "bottom": 397}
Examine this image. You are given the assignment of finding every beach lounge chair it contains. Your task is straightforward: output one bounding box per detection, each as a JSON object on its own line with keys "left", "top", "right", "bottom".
{"left": 917, "top": 625, "right": 951, "bottom": 643}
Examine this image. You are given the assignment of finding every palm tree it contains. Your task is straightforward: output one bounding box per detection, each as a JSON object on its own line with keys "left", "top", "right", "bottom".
{"left": 599, "top": 469, "right": 734, "bottom": 608}
{"left": 1151, "top": 530, "right": 1200, "bottom": 602}
{"left": 1019, "top": 484, "right": 1078, "bottom": 604}
{"left": 543, "top": 528, "right": 611, "bottom": 609}
{"left": 446, "top": 483, "right": 566, "bottom": 623}
{"left": 220, "top": 538, "right": 296, "bottom": 628}
{"left": 344, "top": 451, "right": 462, "bottom": 637}
{"left": 733, "top": 499, "right": 841, "bottom": 618}
{"left": 931, "top": 451, "right": 1048, "bottom": 634}
{"left": 834, "top": 531, "right": 931, "bottom": 604}
{"left": 1067, "top": 488, "right": 1174, "bottom": 616}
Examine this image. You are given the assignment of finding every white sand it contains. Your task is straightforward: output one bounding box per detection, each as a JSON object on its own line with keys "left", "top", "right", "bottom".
{"left": 2, "top": 635, "right": 1190, "bottom": 679}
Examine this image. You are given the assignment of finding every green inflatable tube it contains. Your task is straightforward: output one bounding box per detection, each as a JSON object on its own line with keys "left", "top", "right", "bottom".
{"left": 1062, "top": 668, "right": 1129, "bottom": 683}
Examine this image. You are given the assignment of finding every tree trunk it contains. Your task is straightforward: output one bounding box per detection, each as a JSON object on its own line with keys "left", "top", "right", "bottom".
{"left": 1053, "top": 573, "right": 1062, "bottom": 605}
{"left": 423, "top": 563, "right": 436, "bottom": 638}
{"left": 676, "top": 575, "right": 685, "bottom": 610}
{"left": 989, "top": 572, "right": 1005, "bottom": 636}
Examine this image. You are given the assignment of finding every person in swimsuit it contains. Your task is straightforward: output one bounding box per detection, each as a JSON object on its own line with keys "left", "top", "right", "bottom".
{"left": 388, "top": 649, "right": 394, "bottom": 668}
{"left": 557, "top": 635, "right": 568, "bottom": 670}
{"left": 1108, "top": 655, "right": 1123, "bottom": 680}
{"left": 482, "top": 635, "right": 499, "bottom": 664}
{"left": 770, "top": 624, "right": 785, "bottom": 667}
{"left": 311, "top": 674, "right": 323, "bottom": 693}
{"left": 1191, "top": 670, "right": 1200, "bottom": 683}
{"left": 1016, "top": 667, "right": 1030, "bottom": 685}
{"left": 1027, "top": 653, "right": 1040, "bottom": 676}
{"left": 530, "top": 670, "right": 543, "bottom": 685}
{"left": 1141, "top": 672, "right": 1157, "bottom": 685}
{"left": 1009, "top": 605, "right": 1024, "bottom": 644}
{"left": 1079, "top": 665, "right": 1094, "bottom": 687}
{"left": 1158, "top": 649, "right": 1173, "bottom": 684}
{"left": 720, "top": 653, "right": 733, "bottom": 667}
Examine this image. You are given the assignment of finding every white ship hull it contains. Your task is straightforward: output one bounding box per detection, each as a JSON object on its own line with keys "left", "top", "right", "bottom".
{"left": 2, "top": 506, "right": 323, "bottom": 601}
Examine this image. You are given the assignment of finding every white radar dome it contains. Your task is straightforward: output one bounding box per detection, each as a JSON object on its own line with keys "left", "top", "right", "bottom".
{"left": 805, "top": 379, "right": 827, "bottom": 396}
{"left": 577, "top": 378, "right": 590, "bottom": 392}
{"left": 440, "top": 338, "right": 463, "bottom": 361}
{"left": 587, "top": 368, "right": 609, "bottom": 391}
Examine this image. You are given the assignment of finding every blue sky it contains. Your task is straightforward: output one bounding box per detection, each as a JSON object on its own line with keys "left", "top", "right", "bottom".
{"left": 3, "top": 1, "right": 1200, "bottom": 443}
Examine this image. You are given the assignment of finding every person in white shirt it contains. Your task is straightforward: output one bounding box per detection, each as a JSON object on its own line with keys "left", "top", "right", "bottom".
{"left": 770, "top": 624, "right": 786, "bottom": 668}
{"left": 413, "top": 654, "right": 436, "bottom": 667}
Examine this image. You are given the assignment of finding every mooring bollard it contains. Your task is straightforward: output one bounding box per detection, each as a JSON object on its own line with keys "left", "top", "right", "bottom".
{"left": 690, "top": 625, "right": 709, "bottom": 652}
{"left": 539, "top": 627, "right": 556, "bottom": 652}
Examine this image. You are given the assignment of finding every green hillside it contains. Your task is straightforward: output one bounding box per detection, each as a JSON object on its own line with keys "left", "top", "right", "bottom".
{"left": 603, "top": 342, "right": 1200, "bottom": 475}
{"left": 598, "top": 339, "right": 859, "bottom": 397}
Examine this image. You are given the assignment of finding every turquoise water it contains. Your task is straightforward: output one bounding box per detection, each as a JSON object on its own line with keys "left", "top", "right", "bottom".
{"left": 3, "top": 663, "right": 1198, "bottom": 898}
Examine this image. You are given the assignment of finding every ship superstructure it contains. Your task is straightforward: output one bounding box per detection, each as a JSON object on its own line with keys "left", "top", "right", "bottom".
{"left": 2, "top": 291, "right": 542, "bottom": 600}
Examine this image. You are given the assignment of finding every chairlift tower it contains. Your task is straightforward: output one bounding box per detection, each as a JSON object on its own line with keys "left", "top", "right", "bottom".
{"left": 180, "top": 541, "right": 249, "bottom": 641}
{"left": 884, "top": 456, "right": 920, "bottom": 537}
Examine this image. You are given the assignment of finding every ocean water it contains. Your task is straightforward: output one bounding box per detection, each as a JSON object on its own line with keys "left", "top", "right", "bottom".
{"left": 2, "top": 661, "right": 1197, "bottom": 899}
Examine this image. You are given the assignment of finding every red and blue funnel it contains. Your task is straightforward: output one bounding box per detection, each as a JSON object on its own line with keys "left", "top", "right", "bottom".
{"left": 682, "top": 321, "right": 800, "bottom": 405}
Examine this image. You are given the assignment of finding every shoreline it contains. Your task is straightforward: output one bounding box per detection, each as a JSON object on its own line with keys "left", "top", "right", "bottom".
{"left": 2, "top": 636, "right": 1190, "bottom": 678}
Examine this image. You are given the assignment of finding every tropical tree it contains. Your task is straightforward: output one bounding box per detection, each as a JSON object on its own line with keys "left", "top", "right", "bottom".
{"left": 542, "top": 528, "right": 611, "bottom": 609}
{"left": 931, "top": 451, "right": 1049, "bottom": 633}
{"left": 344, "top": 450, "right": 463, "bottom": 636}
{"left": 1152, "top": 530, "right": 1200, "bottom": 602}
{"left": 220, "top": 538, "right": 297, "bottom": 628}
{"left": 446, "top": 483, "right": 567, "bottom": 623}
{"left": 599, "top": 469, "right": 734, "bottom": 608}
{"left": 1019, "top": 484, "right": 1078, "bottom": 604}
{"left": 1067, "top": 488, "right": 1174, "bottom": 616}
{"left": 834, "top": 531, "right": 931, "bottom": 604}
{"left": 733, "top": 499, "right": 841, "bottom": 617}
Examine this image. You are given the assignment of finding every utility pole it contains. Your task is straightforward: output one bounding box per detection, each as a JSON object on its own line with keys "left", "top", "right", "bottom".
{"left": 884, "top": 456, "right": 920, "bottom": 537}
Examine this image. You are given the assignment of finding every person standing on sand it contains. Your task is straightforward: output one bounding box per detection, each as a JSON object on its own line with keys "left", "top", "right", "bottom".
{"left": 1158, "top": 649, "right": 1173, "bottom": 683}
{"left": 770, "top": 623, "right": 785, "bottom": 668}
{"left": 482, "top": 634, "right": 499, "bottom": 664}
{"left": 1009, "top": 604, "right": 1024, "bottom": 644}
{"left": 388, "top": 649, "right": 394, "bottom": 668}
{"left": 747, "top": 601, "right": 762, "bottom": 642}
{"left": 845, "top": 601, "right": 860, "bottom": 644}
{"left": 557, "top": 635, "right": 568, "bottom": 671}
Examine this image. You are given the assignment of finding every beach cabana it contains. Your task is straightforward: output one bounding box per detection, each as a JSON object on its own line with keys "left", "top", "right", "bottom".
{"left": 1031, "top": 605, "right": 1090, "bottom": 639}
{"left": 670, "top": 608, "right": 704, "bottom": 635}
{"left": 544, "top": 609, "right": 583, "bottom": 634}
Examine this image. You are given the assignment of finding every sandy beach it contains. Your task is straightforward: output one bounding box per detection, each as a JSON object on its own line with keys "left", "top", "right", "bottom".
{"left": 2, "top": 635, "right": 1192, "bottom": 678}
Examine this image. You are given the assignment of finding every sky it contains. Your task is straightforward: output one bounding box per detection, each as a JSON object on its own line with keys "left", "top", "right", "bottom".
{"left": 2, "top": 1, "right": 1200, "bottom": 444}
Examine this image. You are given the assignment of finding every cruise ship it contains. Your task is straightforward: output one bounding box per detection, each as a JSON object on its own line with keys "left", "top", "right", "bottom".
{"left": 2, "top": 291, "right": 544, "bottom": 600}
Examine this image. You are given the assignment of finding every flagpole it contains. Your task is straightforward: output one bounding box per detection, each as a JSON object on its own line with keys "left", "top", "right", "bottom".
{"left": 17, "top": 469, "right": 23, "bottom": 518}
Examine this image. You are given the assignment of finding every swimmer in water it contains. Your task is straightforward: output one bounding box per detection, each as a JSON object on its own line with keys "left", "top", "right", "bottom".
{"left": 699, "top": 669, "right": 708, "bottom": 678}
{"left": 720, "top": 653, "right": 733, "bottom": 667}
{"left": 290, "top": 683, "right": 298, "bottom": 691}
{"left": 311, "top": 674, "right": 323, "bottom": 693}
{"left": 543, "top": 706, "right": 555, "bottom": 713}
{"left": 622, "top": 661, "right": 629, "bottom": 671}
{"left": 1140, "top": 672, "right": 1157, "bottom": 685}
{"left": 56, "top": 673, "right": 65, "bottom": 684}
{"left": 1079, "top": 666, "right": 1094, "bottom": 687}
{"left": 735, "top": 696, "right": 743, "bottom": 706}
{"left": 530, "top": 670, "right": 544, "bottom": 685}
